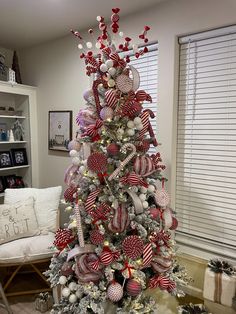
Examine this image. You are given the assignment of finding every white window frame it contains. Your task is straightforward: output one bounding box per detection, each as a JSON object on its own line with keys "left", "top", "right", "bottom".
{"left": 172, "top": 25, "right": 236, "bottom": 263}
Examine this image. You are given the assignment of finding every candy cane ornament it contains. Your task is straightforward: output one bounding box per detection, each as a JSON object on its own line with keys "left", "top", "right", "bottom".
{"left": 108, "top": 143, "right": 136, "bottom": 181}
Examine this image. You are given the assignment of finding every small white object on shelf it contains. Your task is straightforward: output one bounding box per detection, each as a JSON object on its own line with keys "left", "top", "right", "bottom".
{"left": 7, "top": 68, "right": 16, "bottom": 84}
{"left": 8, "top": 129, "right": 14, "bottom": 142}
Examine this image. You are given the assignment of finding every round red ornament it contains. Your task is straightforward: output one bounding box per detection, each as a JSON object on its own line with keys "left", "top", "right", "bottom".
{"left": 100, "top": 250, "right": 113, "bottom": 266}
{"left": 107, "top": 143, "right": 120, "bottom": 156}
{"left": 107, "top": 282, "right": 123, "bottom": 302}
{"left": 90, "top": 230, "right": 104, "bottom": 245}
{"left": 122, "top": 235, "right": 144, "bottom": 260}
{"left": 87, "top": 152, "right": 108, "bottom": 173}
{"left": 126, "top": 279, "right": 142, "bottom": 297}
{"left": 149, "top": 207, "right": 161, "bottom": 220}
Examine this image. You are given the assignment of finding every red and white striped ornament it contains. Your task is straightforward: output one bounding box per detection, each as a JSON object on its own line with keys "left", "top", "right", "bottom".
{"left": 54, "top": 228, "right": 75, "bottom": 251}
{"left": 105, "top": 89, "right": 118, "bottom": 109}
{"left": 142, "top": 243, "right": 153, "bottom": 268}
{"left": 122, "top": 235, "right": 144, "bottom": 260}
{"left": 120, "top": 172, "right": 148, "bottom": 188}
{"left": 149, "top": 274, "right": 171, "bottom": 290}
{"left": 100, "top": 250, "right": 114, "bottom": 266}
{"left": 107, "top": 282, "right": 123, "bottom": 302}
{"left": 126, "top": 279, "right": 142, "bottom": 296}
{"left": 87, "top": 152, "right": 108, "bottom": 173}
{"left": 108, "top": 204, "right": 130, "bottom": 233}
{"left": 133, "top": 155, "right": 155, "bottom": 176}
{"left": 85, "top": 188, "right": 100, "bottom": 213}
{"left": 115, "top": 74, "right": 133, "bottom": 93}
{"left": 90, "top": 230, "right": 104, "bottom": 245}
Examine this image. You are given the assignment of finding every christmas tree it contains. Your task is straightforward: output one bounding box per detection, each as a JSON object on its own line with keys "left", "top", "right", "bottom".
{"left": 46, "top": 8, "right": 189, "bottom": 314}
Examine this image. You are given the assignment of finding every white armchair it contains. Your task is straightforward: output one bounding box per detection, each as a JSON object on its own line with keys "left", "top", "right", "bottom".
{"left": 0, "top": 186, "right": 62, "bottom": 297}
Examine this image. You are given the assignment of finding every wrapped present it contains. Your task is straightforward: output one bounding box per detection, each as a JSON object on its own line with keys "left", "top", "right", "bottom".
{"left": 35, "top": 292, "right": 54, "bottom": 313}
{"left": 177, "top": 303, "right": 211, "bottom": 314}
{"left": 203, "top": 259, "right": 236, "bottom": 307}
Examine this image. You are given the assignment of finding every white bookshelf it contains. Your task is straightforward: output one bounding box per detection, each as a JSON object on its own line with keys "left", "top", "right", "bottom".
{"left": 0, "top": 82, "right": 39, "bottom": 196}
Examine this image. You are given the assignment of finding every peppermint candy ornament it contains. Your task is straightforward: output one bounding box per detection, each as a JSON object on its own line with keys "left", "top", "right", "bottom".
{"left": 107, "top": 282, "right": 123, "bottom": 302}
{"left": 122, "top": 235, "right": 144, "bottom": 260}
{"left": 154, "top": 189, "right": 170, "bottom": 207}
{"left": 115, "top": 74, "right": 133, "bottom": 93}
{"left": 87, "top": 152, "right": 108, "bottom": 173}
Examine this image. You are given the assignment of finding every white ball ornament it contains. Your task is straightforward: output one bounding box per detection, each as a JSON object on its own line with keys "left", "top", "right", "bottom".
{"left": 142, "top": 201, "right": 149, "bottom": 209}
{"left": 132, "top": 186, "right": 139, "bottom": 193}
{"left": 140, "top": 186, "right": 148, "bottom": 193}
{"left": 105, "top": 59, "right": 114, "bottom": 68}
{"left": 136, "top": 123, "right": 143, "bottom": 131}
{"left": 72, "top": 157, "right": 80, "bottom": 166}
{"left": 79, "top": 165, "right": 86, "bottom": 174}
{"left": 127, "top": 121, "right": 135, "bottom": 129}
{"left": 117, "top": 128, "right": 124, "bottom": 135}
{"left": 139, "top": 193, "right": 146, "bottom": 201}
{"left": 76, "top": 290, "right": 83, "bottom": 298}
{"left": 108, "top": 79, "right": 116, "bottom": 87}
{"left": 107, "top": 282, "right": 123, "bottom": 302}
{"left": 78, "top": 44, "right": 83, "bottom": 50}
{"left": 95, "top": 42, "right": 101, "bottom": 49}
{"left": 69, "top": 150, "right": 78, "bottom": 158}
{"left": 68, "top": 282, "right": 77, "bottom": 291}
{"left": 96, "top": 16, "right": 102, "bottom": 22}
{"left": 69, "top": 294, "right": 77, "bottom": 303}
{"left": 134, "top": 117, "right": 142, "bottom": 125}
{"left": 119, "top": 31, "right": 124, "bottom": 37}
{"left": 62, "top": 287, "right": 71, "bottom": 298}
{"left": 108, "top": 67, "right": 116, "bottom": 76}
{"left": 86, "top": 42, "right": 93, "bottom": 49}
{"left": 100, "top": 64, "right": 108, "bottom": 73}
{"left": 59, "top": 276, "right": 67, "bottom": 285}
{"left": 148, "top": 185, "right": 155, "bottom": 193}
{"left": 126, "top": 129, "right": 135, "bottom": 136}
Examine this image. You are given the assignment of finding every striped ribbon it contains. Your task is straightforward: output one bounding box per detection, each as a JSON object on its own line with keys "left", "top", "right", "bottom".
{"left": 142, "top": 243, "right": 153, "bottom": 268}
{"left": 149, "top": 274, "right": 171, "bottom": 289}
{"left": 85, "top": 188, "right": 100, "bottom": 213}
{"left": 83, "top": 119, "right": 103, "bottom": 138}
{"left": 110, "top": 52, "right": 126, "bottom": 68}
{"left": 120, "top": 172, "right": 148, "bottom": 188}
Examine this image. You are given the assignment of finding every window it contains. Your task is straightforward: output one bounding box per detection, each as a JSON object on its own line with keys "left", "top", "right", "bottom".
{"left": 129, "top": 43, "right": 158, "bottom": 154}
{"left": 175, "top": 26, "right": 236, "bottom": 259}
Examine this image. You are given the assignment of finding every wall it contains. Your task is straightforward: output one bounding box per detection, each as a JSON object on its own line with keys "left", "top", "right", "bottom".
{"left": 18, "top": 0, "right": 236, "bottom": 296}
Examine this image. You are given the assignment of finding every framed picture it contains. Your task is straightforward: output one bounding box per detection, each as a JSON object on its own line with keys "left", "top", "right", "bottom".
{"left": 0, "top": 151, "right": 13, "bottom": 168}
{"left": 5, "top": 175, "right": 17, "bottom": 188}
{"left": 10, "top": 148, "right": 28, "bottom": 166}
{"left": 48, "top": 111, "right": 72, "bottom": 151}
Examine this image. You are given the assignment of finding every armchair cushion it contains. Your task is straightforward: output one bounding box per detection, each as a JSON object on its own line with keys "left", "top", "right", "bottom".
{"left": 0, "top": 232, "right": 55, "bottom": 264}
{"left": 4, "top": 186, "right": 62, "bottom": 233}
{"left": 0, "top": 197, "right": 40, "bottom": 244}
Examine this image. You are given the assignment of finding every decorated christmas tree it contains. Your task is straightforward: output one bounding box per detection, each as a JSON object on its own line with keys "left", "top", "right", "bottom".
{"left": 46, "top": 8, "right": 189, "bottom": 314}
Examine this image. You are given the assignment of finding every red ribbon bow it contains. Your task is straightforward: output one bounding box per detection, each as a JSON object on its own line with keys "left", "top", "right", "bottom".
{"left": 83, "top": 119, "right": 103, "bottom": 138}
{"left": 110, "top": 53, "right": 126, "bottom": 68}
{"left": 121, "top": 260, "right": 135, "bottom": 278}
{"left": 120, "top": 172, "right": 148, "bottom": 188}
{"left": 149, "top": 274, "right": 173, "bottom": 290}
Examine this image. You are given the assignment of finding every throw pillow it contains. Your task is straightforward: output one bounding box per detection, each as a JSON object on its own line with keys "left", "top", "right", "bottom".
{"left": 0, "top": 197, "right": 40, "bottom": 244}
{"left": 4, "top": 186, "right": 62, "bottom": 233}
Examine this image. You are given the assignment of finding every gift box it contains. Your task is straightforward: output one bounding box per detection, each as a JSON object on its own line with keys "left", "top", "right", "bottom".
{"left": 35, "top": 292, "right": 54, "bottom": 313}
{"left": 203, "top": 259, "right": 236, "bottom": 307}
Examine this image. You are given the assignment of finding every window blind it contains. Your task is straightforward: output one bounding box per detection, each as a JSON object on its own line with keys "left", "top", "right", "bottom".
{"left": 176, "top": 26, "right": 236, "bottom": 258}
{"left": 129, "top": 43, "right": 158, "bottom": 154}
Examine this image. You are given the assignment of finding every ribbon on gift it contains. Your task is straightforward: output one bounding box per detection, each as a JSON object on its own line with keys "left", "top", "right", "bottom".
{"left": 121, "top": 260, "right": 135, "bottom": 278}
{"left": 120, "top": 172, "right": 148, "bottom": 188}
{"left": 110, "top": 52, "right": 126, "bottom": 68}
{"left": 214, "top": 273, "right": 222, "bottom": 304}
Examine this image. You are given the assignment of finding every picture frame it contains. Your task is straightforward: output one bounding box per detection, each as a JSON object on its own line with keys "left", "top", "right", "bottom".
{"left": 5, "top": 175, "right": 17, "bottom": 188}
{"left": 0, "top": 176, "right": 5, "bottom": 192}
{"left": 48, "top": 110, "right": 72, "bottom": 151}
{"left": 10, "top": 148, "right": 28, "bottom": 166}
{"left": 0, "top": 151, "right": 13, "bottom": 168}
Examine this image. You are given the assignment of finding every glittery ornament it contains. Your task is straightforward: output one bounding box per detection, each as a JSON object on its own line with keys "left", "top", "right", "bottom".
{"left": 154, "top": 189, "right": 170, "bottom": 207}
{"left": 107, "top": 143, "right": 120, "bottom": 156}
{"left": 122, "top": 235, "right": 144, "bottom": 260}
{"left": 64, "top": 186, "right": 77, "bottom": 203}
{"left": 115, "top": 74, "right": 133, "bottom": 93}
{"left": 107, "top": 282, "right": 123, "bottom": 302}
{"left": 100, "top": 106, "right": 114, "bottom": 120}
{"left": 126, "top": 279, "right": 142, "bottom": 296}
{"left": 54, "top": 228, "right": 75, "bottom": 250}
{"left": 62, "top": 287, "right": 71, "bottom": 298}
{"left": 87, "top": 152, "right": 108, "bottom": 173}
{"left": 90, "top": 230, "right": 105, "bottom": 245}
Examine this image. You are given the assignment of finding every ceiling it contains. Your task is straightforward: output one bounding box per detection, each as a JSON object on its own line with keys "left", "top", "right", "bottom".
{"left": 0, "top": 0, "right": 165, "bottom": 50}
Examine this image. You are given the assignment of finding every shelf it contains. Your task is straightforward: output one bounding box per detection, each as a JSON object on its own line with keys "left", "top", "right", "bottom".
{"left": 0, "top": 141, "right": 27, "bottom": 144}
{"left": 0, "top": 192, "right": 4, "bottom": 197}
{"left": 0, "top": 115, "right": 26, "bottom": 119}
{"left": 0, "top": 165, "right": 30, "bottom": 171}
